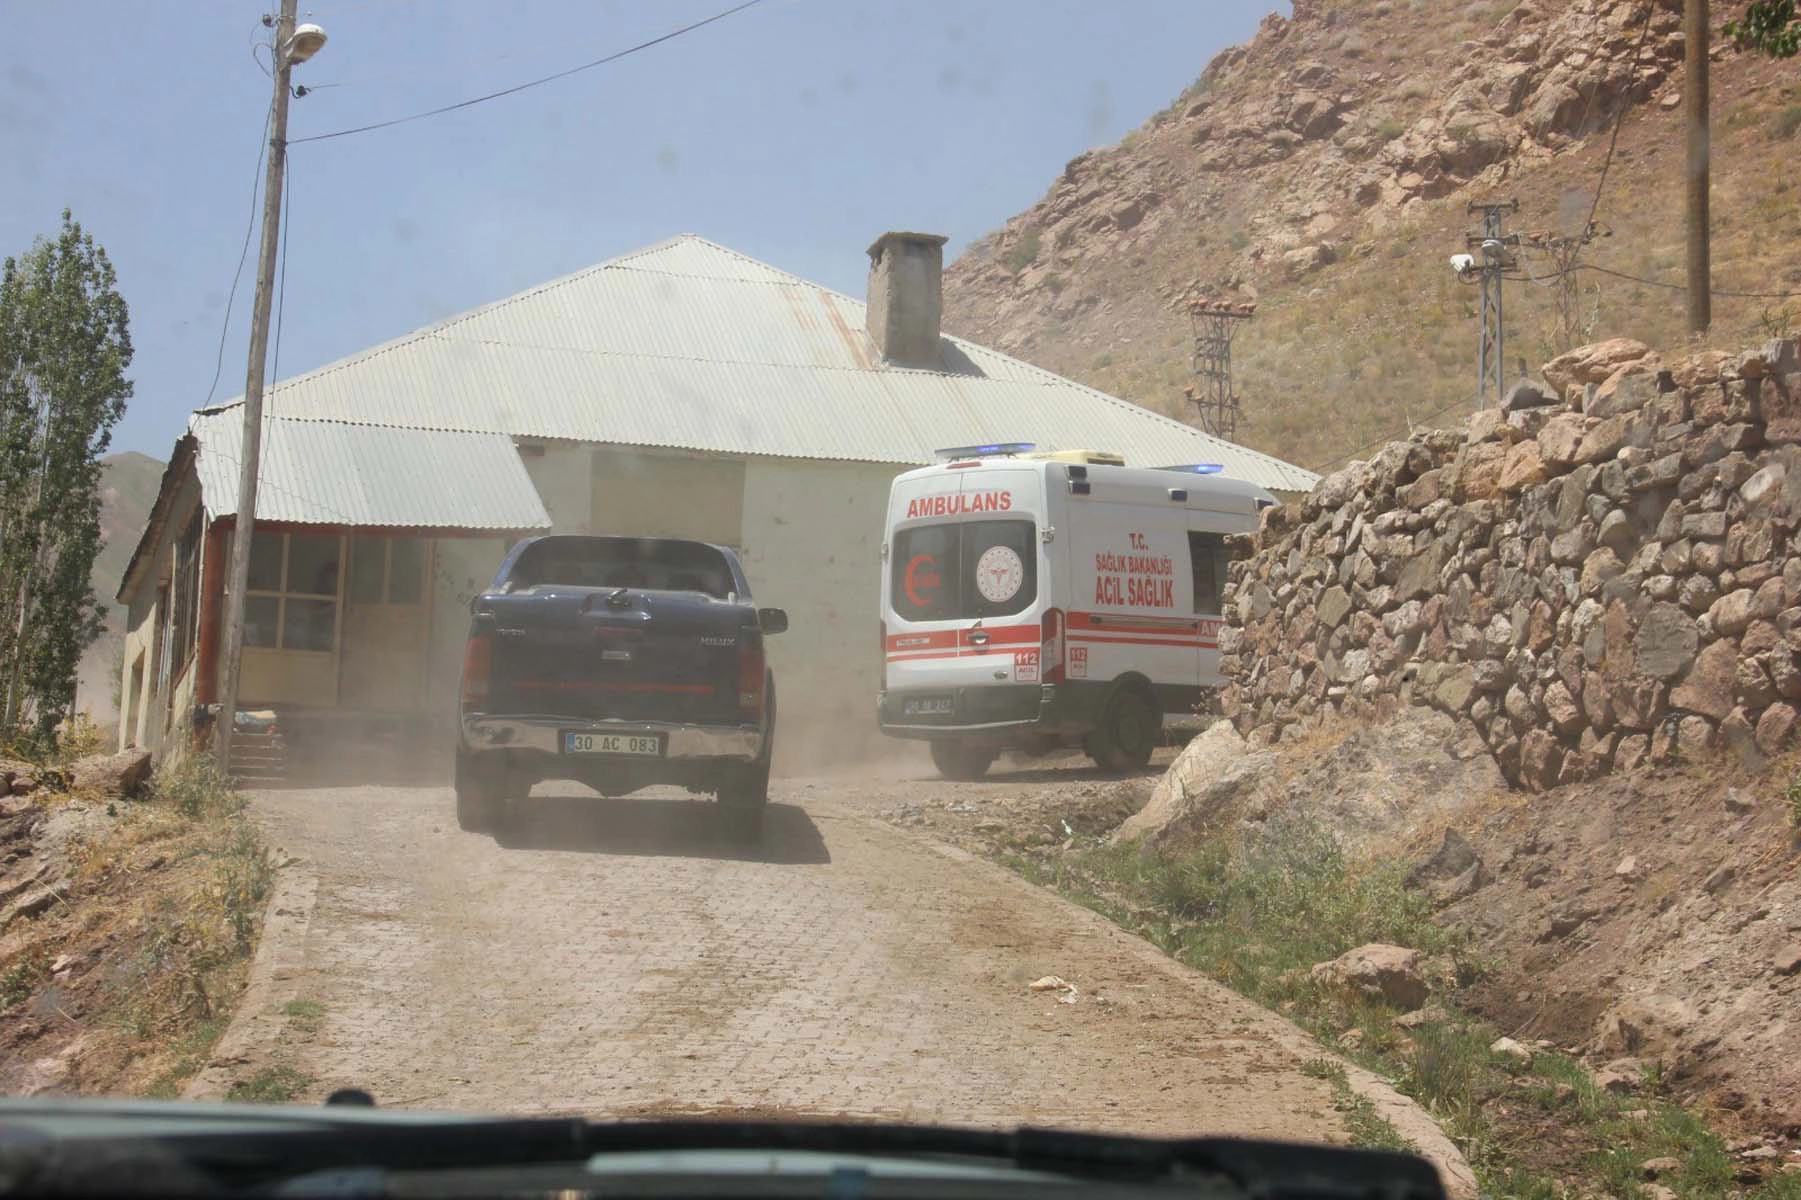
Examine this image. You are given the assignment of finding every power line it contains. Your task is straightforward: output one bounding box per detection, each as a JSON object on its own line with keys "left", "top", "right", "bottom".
{"left": 1569, "top": 0, "right": 1659, "bottom": 263}
{"left": 1309, "top": 391, "right": 1482, "bottom": 476}
{"left": 204, "top": 101, "right": 274, "bottom": 409}
{"left": 290, "top": 0, "right": 767, "bottom": 145}
{"left": 1569, "top": 261, "right": 1801, "bottom": 300}
{"left": 1501, "top": 254, "right": 1801, "bottom": 300}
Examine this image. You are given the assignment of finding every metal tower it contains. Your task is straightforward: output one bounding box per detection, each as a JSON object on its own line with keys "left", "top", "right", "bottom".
{"left": 1184, "top": 297, "right": 1256, "bottom": 442}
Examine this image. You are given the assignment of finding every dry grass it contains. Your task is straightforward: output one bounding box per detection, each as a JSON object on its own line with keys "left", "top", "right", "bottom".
{"left": 1012, "top": 810, "right": 1801, "bottom": 1200}
{"left": 1, "top": 751, "right": 274, "bottom": 1099}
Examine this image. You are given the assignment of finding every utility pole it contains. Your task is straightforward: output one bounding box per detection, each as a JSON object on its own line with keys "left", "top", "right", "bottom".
{"left": 1685, "top": 0, "right": 1711, "bottom": 334}
{"left": 1466, "top": 199, "right": 1520, "bottom": 406}
{"left": 217, "top": 0, "right": 298, "bottom": 777}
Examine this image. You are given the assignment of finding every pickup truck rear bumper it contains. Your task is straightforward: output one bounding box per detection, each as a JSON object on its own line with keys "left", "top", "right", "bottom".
{"left": 461, "top": 715, "right": 763, "bottom": 761}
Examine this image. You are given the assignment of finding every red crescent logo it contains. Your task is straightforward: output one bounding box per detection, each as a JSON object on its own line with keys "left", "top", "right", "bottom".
{"left": 903, "top": 554, "right": 940, "bottom": 608}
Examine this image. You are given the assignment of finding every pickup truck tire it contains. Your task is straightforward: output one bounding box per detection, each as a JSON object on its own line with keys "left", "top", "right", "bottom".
{"left": 453, "top": 753, "right": 507, "bottom": 833}
{"left": 930, "top": 740, "right": 997, "bottom": 781}
{"left": 1087, "top": 687, "right": 1159, "bottom": 774}
{"left": 716, "top": 677, "right": 774, "bottom": 842}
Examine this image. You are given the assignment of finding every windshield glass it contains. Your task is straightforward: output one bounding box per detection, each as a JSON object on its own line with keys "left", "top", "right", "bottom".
{"left": 506, "top": 537, "right": 735, "bottom": 597}
{"left": 892, "top": 519, "right": 1037, "bottom": 621}
{"left": 13, "top": 1, "right": 1782, "bottom": 1194}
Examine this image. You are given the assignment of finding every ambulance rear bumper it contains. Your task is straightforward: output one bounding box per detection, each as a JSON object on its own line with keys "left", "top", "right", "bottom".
{"left": 877, "top": 683, "right": 1088, "bottom": 742}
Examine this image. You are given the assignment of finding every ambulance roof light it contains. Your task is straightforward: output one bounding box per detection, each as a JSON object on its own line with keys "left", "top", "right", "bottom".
{"left": 934, "top": 442, "right": 1036, "bottom": 460}
{"left": 1158, "top": 463, "right": 1226, "bottom": 475}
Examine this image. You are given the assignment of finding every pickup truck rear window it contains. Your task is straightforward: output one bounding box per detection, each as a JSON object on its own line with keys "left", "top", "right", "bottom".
{"left": 891, "top": 519, "right": 1036, "bottom": 621}
{"left": 506, "top": 538, "right": 735, "bottom": 599}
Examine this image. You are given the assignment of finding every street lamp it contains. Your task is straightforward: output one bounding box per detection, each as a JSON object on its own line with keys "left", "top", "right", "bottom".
{"left": 286, "top": 22, "right": 328, "bottom": 64}
{"left": 216, "top": 0, "right": 326, "bottom": 777}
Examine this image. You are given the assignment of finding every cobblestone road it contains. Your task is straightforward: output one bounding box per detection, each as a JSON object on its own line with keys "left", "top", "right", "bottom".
{"left": 210, "top": 778, "right": 1354, "bottom": 1141}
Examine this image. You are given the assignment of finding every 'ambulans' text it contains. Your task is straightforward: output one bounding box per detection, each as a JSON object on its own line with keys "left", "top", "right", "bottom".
{"left": 904, "top": 491, "right": 1013, "bottom": 519}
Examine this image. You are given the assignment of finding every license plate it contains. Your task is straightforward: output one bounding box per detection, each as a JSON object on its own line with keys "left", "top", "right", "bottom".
{"left": 904, "top": 696, "right": 955, "bottom": 716}
{"left": 563, "top": 732, "right": 664, "bottom": 757}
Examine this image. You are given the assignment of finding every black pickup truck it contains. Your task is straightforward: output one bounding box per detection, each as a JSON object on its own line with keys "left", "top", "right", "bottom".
{"left": 455, "top": 535, "right": 787, "bottom": 840}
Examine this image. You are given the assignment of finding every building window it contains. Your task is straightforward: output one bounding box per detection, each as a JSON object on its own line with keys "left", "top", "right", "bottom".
{"left": 242, "top": 531, "right": 340, "bottom": 652}
{"left": 349, "top": 536, "right": 427, "bottom": 605}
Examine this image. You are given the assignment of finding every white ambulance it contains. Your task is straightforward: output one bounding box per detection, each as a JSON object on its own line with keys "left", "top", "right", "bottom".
{"left": 877, "top": 444, "right": 1275, "bottom": 779}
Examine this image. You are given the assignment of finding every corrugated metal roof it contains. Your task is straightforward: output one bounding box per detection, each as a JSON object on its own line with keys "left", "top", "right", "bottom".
{"left": 188, "top": 410, "right": 552, "bottom": 530}
{"left": 226, "top": 236, "right": 1317, "bottom": 493}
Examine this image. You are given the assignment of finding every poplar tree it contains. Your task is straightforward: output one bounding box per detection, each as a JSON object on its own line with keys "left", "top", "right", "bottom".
{"left": 0, "top": 211, "right": 134, "bottom": 746}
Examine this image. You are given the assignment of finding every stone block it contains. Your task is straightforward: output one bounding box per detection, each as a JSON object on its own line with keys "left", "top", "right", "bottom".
{"left": 1670, "top": 639, "right": 1737, "bottom": 719}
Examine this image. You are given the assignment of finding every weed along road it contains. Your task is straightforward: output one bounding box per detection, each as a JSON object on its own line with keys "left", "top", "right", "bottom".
{"left": 194, "top": 778, "right": 1460, "bottom": 1169}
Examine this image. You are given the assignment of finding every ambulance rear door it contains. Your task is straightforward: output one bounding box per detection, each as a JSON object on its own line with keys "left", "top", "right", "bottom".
{"left": 1063, "top": 486, "right": 1200, "bottom": 693}
{"left": 1187, "top": 506, "right": 1245, "bottom": 687}
{"left": 884, "top": 465, "right": 1046, "bottom": 704}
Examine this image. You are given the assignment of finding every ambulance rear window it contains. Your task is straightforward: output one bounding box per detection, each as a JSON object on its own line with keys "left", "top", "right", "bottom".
{"left": 892, "top": 519, "right": 1036, "bottom": 621}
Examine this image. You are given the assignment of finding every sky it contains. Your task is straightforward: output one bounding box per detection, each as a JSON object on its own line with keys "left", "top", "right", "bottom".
{"left": 2, "top": 0, "right": 1279, "bottom": 458}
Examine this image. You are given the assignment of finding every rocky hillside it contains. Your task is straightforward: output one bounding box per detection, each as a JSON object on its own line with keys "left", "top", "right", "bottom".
{"left": 92, "top": 451, "right": 164, "bottom": 616}
{"left": 943, "top": 0, "right": 1801, "bottom": 475}
{"left": 74, "top": 451, "right": 165, "bottom": 731}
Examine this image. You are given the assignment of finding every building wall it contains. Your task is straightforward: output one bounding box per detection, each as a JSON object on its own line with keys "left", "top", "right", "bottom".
{"left": 423, "top": 535, "right": 511, "bottom": 725}
{"left": 119, "top": 584, "right": 160, "bottom": 751}
{"left": 519, "top": 443, "right": 592, "bottom": 533}
{"left": 117, "top": 471, "right": 203, "bottom": 755}
{"left": 573, "top": 447, "right": 901, "bottom": 767}
{"left": 737, "top": 458, "right": 900, "bottom": 769}
{"left": 589, "top": 447, "right": 746, "bottom": 546}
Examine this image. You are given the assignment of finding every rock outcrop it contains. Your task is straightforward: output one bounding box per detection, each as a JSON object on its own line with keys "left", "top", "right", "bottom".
{"left": 1310, "top": 943, "right": 1431, "bottom": 1009}
{"left": 68, "top": 749, "right": 152, "bottom": 800}
{"left": 1115, "top": 706, "right": 1503, "bottom": 851}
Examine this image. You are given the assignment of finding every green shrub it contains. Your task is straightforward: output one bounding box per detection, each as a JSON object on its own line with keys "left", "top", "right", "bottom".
{"left": 1778, "top": 105, "right": 1801, "bottom": 140}
{"left": 226, "top": 1066, "right": 310, "bottom": 1104}
{"left": 155, "top": 753, "right": 242, "bottom": 820}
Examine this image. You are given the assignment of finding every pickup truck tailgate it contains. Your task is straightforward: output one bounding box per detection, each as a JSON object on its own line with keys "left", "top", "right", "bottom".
{"left": 479, "top": 588, "right": 749, "bottom": 725}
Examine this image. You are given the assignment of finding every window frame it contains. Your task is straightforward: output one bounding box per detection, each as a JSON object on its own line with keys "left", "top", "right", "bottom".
{"left": 349, "top": 535, "right": 428, "bottom": 606}
{"left": 240, "top": 530, "right": 342, "bottom": 654}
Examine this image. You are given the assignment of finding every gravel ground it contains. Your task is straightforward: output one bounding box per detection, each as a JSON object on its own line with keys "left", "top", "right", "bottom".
{"left": 186, "top": 755, "right": 1469, "bottom": 1191}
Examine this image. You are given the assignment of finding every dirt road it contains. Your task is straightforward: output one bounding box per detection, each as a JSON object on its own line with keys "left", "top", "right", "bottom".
{"left": 190, "top": 765, "right": 1458, "bottom": 1162}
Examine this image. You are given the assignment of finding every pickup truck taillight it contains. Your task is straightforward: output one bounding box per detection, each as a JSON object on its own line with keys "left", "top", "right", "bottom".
{"left": 1041, "top": 607, "right": 1065, "bottom": 685}
{"left": 460, "top": 634, "right": 491, "bottom": 711}
{"left": 738, "top": 639, "right": 766, "bottom": 719}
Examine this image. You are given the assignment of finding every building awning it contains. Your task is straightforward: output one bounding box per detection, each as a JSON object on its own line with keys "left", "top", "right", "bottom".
{"left": 189, "top": 409, "right": 552, "bottom": 531}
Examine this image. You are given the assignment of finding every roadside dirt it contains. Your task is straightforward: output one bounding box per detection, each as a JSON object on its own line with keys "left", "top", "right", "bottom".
{"left": 0, "top": 780, "right": 268, "bottom": 1099}
{"left": 191, "top": 756, "right": 1467, "bottom": 1171}
{"left": 1427, "top": 758, "right": 1801, "bottom": 1140}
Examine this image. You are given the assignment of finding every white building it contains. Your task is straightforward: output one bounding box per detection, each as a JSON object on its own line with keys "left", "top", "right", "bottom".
{"left": 116, "top": 232, "right": 1315, "bottom": 775}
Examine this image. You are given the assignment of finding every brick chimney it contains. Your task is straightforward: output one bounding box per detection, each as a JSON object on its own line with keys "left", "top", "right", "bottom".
{"left": 865, "top": 232, "right": 948, "bottom": 368}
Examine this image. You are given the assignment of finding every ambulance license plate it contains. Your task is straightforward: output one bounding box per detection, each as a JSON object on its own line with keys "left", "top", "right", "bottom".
{"left": 563, "top": 732, "right": 664, "bottom": 757}
{"left": 904, "top": 696, "right": 955, "bottom": 717}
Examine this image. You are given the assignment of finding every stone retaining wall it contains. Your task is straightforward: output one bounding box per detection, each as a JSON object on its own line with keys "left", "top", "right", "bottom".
{"left": 1218, "top": 336, "right": 1801, "bottom": 789}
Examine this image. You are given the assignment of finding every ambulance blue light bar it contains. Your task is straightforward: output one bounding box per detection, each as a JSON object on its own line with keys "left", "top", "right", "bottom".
{"left": 934, "top": 442, "right": 1036, "bottom": 460}
{"left": 1158, "top": 463, "right": 1225, "bottom": 474}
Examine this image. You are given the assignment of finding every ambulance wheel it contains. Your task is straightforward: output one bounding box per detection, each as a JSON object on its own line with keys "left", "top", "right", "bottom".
{"left": 1088, "top": 688, "right": 1160, "bottom": 774}
{"left": 930, "top": 740, "right": 996, "bottom": 781}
